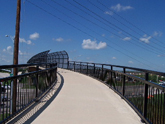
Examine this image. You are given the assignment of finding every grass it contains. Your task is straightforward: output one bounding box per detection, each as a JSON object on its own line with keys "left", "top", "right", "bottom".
{"left": 127, "top": 93, "right": 165, "bottom": 124}
{"left": 0, "top": 113, "right": 10, "bottom": 122}
{"left": 22, "top": 84, "right": 36, "bottom": 89}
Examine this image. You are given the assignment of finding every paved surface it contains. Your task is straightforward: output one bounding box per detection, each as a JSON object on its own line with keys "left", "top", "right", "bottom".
{"left": 0, "top": 72, "right": 10, "bottom": 78}
{"left": 14, "top": 68, "right": 142, "bottom": 124}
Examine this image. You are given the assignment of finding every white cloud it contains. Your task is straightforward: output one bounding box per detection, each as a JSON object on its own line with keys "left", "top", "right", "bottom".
{"left": 153, "top": 31, "right": 162, "bottom": 37}
{"left": 128, "top": 61, "right": 133, "bottom": 64}
{"left": 7, "top": 46, "right": 12, "bottom": 51}
{"left": 29, "top": 32, "right": 39, "bottom": 40}
{"left": 3, "top": 46, "right": 12, "bottom": 54}
{"left": 111, "top": 4, "right": 133, "bottom": 12}
{"left": 19, "top": 38, "right": 32, "bottom": 45}
{"left": 123, "top": 37, "right": 131, "bottom": 41}
{"left": 27, "top": 40, "right": 32, "bottom": 45}
{"left": 82, "top": 39, "right": 107, "bottom": 50}
{"left": 1, "top": 58, "right": 10, "bottom": 63}
{"left": 3, "top": 49, "right": 6, "bottom": 52}
{"left": 140, "top": 35, "right": 152, "bottom": 44}
{"left": 19, "top": 50, "right": 23, "bottom": 55}
{"left": 112, "top": 57, "right": 116, "bottom": 59}
{"left": 55, "top": 37, "right": 64, "bottom": 42}
{"left": 105, "top": 11, "right": 113, "bottom": 15}
{"left": 158, "top": 54, "right": 165, "bottom": 57}
{"left": 19, "top": 38, "right": 26, "bottom": 43}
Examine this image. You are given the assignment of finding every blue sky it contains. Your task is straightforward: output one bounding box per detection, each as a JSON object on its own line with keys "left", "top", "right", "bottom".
{"left": 0, "top": 0, "right": 165, "bottom": 72}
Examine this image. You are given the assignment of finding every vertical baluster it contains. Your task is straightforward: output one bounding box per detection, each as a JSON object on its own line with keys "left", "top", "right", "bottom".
{"left": 163, "top": 92, "right": 165, "bottom": 124}
{"left": 122, "top": 68, "right": 126, "bottom": 96}
{"left": 102, "top": 64, "right": 104, "bottom": 81}
{"left": 87, "top": 63, "right": 88, "bottom": 75}
{"left": 142, "top": 72, "right": 149, "bottom": 123}
{"left": 93, "top": 64, "right": 95, "bottom": 77}
{"left": 0, "top": 82, "right": 1, "bottom": 120}
{"left": 74, "top": 62, "right": 75, "bottom": 72}
{"left": 110, "top": 66, "right": 113, "bottom": 88}
{"left": 36, "top": 66, "right": 39, "bottom": 98}
{"left": 80, "top": 62, "right": 81, "bottom": 73}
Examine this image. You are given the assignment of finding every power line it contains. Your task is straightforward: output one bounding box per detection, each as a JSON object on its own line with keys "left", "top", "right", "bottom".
{"left": 42, "top": 0, "right": 158, "bottom": 66}
{"left": 88, "top": 0, "right": 142, "bottom": 37}
{"left": 97, "top": 0, "right": 165, "bottom": 48}
{"left": 72, "top": 0, "right": 165, "bottom": 54}
{"left": 52, "top": 0, "right": 163, "bottom": 57}
{"left": 26, "top": 0, "right": 164, "bottom": 70}
{"left": 63, "top": 0, "right": 162, "bottom": 55}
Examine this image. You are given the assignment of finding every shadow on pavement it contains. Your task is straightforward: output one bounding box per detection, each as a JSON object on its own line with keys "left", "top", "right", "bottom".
{"left": 8, "top": 72, "right": 64, "bottom": 124}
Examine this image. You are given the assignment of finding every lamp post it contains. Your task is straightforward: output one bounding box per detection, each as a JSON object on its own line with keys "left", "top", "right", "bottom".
{"left": 5, "top": 35, "right": 14, "bottom": 114}
{"left": 5, "top": 35, "right": 14, "bottom": 43}
{"left": 5, "top": 0, "right": 21, "bottom": 114}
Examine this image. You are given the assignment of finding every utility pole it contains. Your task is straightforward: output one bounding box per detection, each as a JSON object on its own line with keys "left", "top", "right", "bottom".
{"left": 12, "top": 0, "right": 21, "bottom": 114}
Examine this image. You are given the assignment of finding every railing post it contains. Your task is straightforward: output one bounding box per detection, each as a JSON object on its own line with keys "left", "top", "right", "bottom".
{"left": 102, "top": 64, "right": 104, "bottom": 81}
{"left": 67, "top": 61, "right": 69, "bottom": 69}
{"left": 12, "top": 74, "right": 17, "bottom": 114}
{"left": 87, "top": 63, "right": 88, "bottom": 75}
{"left": 0, "top": 82, "right": 1, "bottom": 115}
{"left": 80, "top": 62, "right": 81, "bottom": 73}
{"left": 74, "top": 62, "right": 75, "bottom": 71}
{"left": 122, "top": 68, "right": 126, "bottom": 96}
{"left": 93, "top": 63, "right": 95, "bottom": 76}
{"left": 110, "top": 66, "right": 113, "bottom": 88}
{"left": 142, "top": 72, "right": 149, "bottom": 122}
{"left": 62, "top": 60, "right": 64, "bottom": 68}
{"left": 36, "top": 65, "right": 39, "bottom": 98}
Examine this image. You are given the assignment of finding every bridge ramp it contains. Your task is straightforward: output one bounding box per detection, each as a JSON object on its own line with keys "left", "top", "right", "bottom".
{"left": 32, "top": 68, "right": 142, "bottom": 124}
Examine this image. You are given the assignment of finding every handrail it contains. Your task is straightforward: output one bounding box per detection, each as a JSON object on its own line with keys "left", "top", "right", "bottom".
{"left": 70, "top": 61, "right": 165, "bottom": 76}
{"left": 67, "top": 61, "right": 165, "bottom": 124}
{"left": 0, "top": 63, "right": 57, "bottom": 69}
{"left": 0, "top": 63, "right": 57, "bottom": 123}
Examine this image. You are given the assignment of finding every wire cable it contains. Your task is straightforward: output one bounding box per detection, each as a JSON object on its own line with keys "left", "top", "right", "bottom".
{"left": 26, "top": 0, "right": 164, "bottom": 70}
{"left": 63, "top": 0, "right": 162, "bottom": 55}
{"left": 72, "top": 0, "right": 165, "bottom": 54}
{"left": 97, "top": 0, "right": 165, "bottom": 48}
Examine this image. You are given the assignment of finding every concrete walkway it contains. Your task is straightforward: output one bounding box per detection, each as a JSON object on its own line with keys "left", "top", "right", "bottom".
{"left": 15, "top": 68, "right": 142, "bottom": 124}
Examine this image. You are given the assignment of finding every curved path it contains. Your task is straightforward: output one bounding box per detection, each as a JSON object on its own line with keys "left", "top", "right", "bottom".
{"left": 14, "top": 68, "right": 142, "bottom": 124}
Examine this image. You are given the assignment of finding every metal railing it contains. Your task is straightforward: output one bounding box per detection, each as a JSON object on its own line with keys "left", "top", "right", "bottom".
{"left": 0, "top": 63, "right": 57, "bottom": 123}
{"left": 67, "top": 61, "right": 165, "bottom": 124}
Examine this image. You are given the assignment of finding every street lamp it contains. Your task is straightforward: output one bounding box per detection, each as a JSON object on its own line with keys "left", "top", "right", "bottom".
{"left": 5, "top": 34, "right": 14, "bottom": 66}
{"left": 5, "top": 35, "right": 14, "bottom": 43}
{"left": 5, "top": 35, "right": 14, "bottom": 114}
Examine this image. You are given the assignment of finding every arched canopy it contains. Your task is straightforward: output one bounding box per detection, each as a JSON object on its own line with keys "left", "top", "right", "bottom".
{"left": 27, "top": 50, "right": 69, "bottom": 68}
{"left": 27, "top": 50, "right": 50, "bottom": 64}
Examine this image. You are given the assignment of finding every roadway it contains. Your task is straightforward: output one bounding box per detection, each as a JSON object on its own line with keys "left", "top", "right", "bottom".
{"left": 13, "top": 68, "right": 142, "bottom": 124}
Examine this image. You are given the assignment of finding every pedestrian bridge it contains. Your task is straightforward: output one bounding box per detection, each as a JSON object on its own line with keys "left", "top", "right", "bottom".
{"left": 13, "top": 68, "right": 141, "bottom": 124}
{"left": 0, "top": 50, "right": 164, "bottom": 124}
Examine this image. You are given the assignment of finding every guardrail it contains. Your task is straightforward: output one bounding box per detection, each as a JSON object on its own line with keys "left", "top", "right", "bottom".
{"left": 67, "top": 61, "right": 165, "bottom": 124}
{"left": 0, "top": 63, "right": 57, "bottom": 123}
